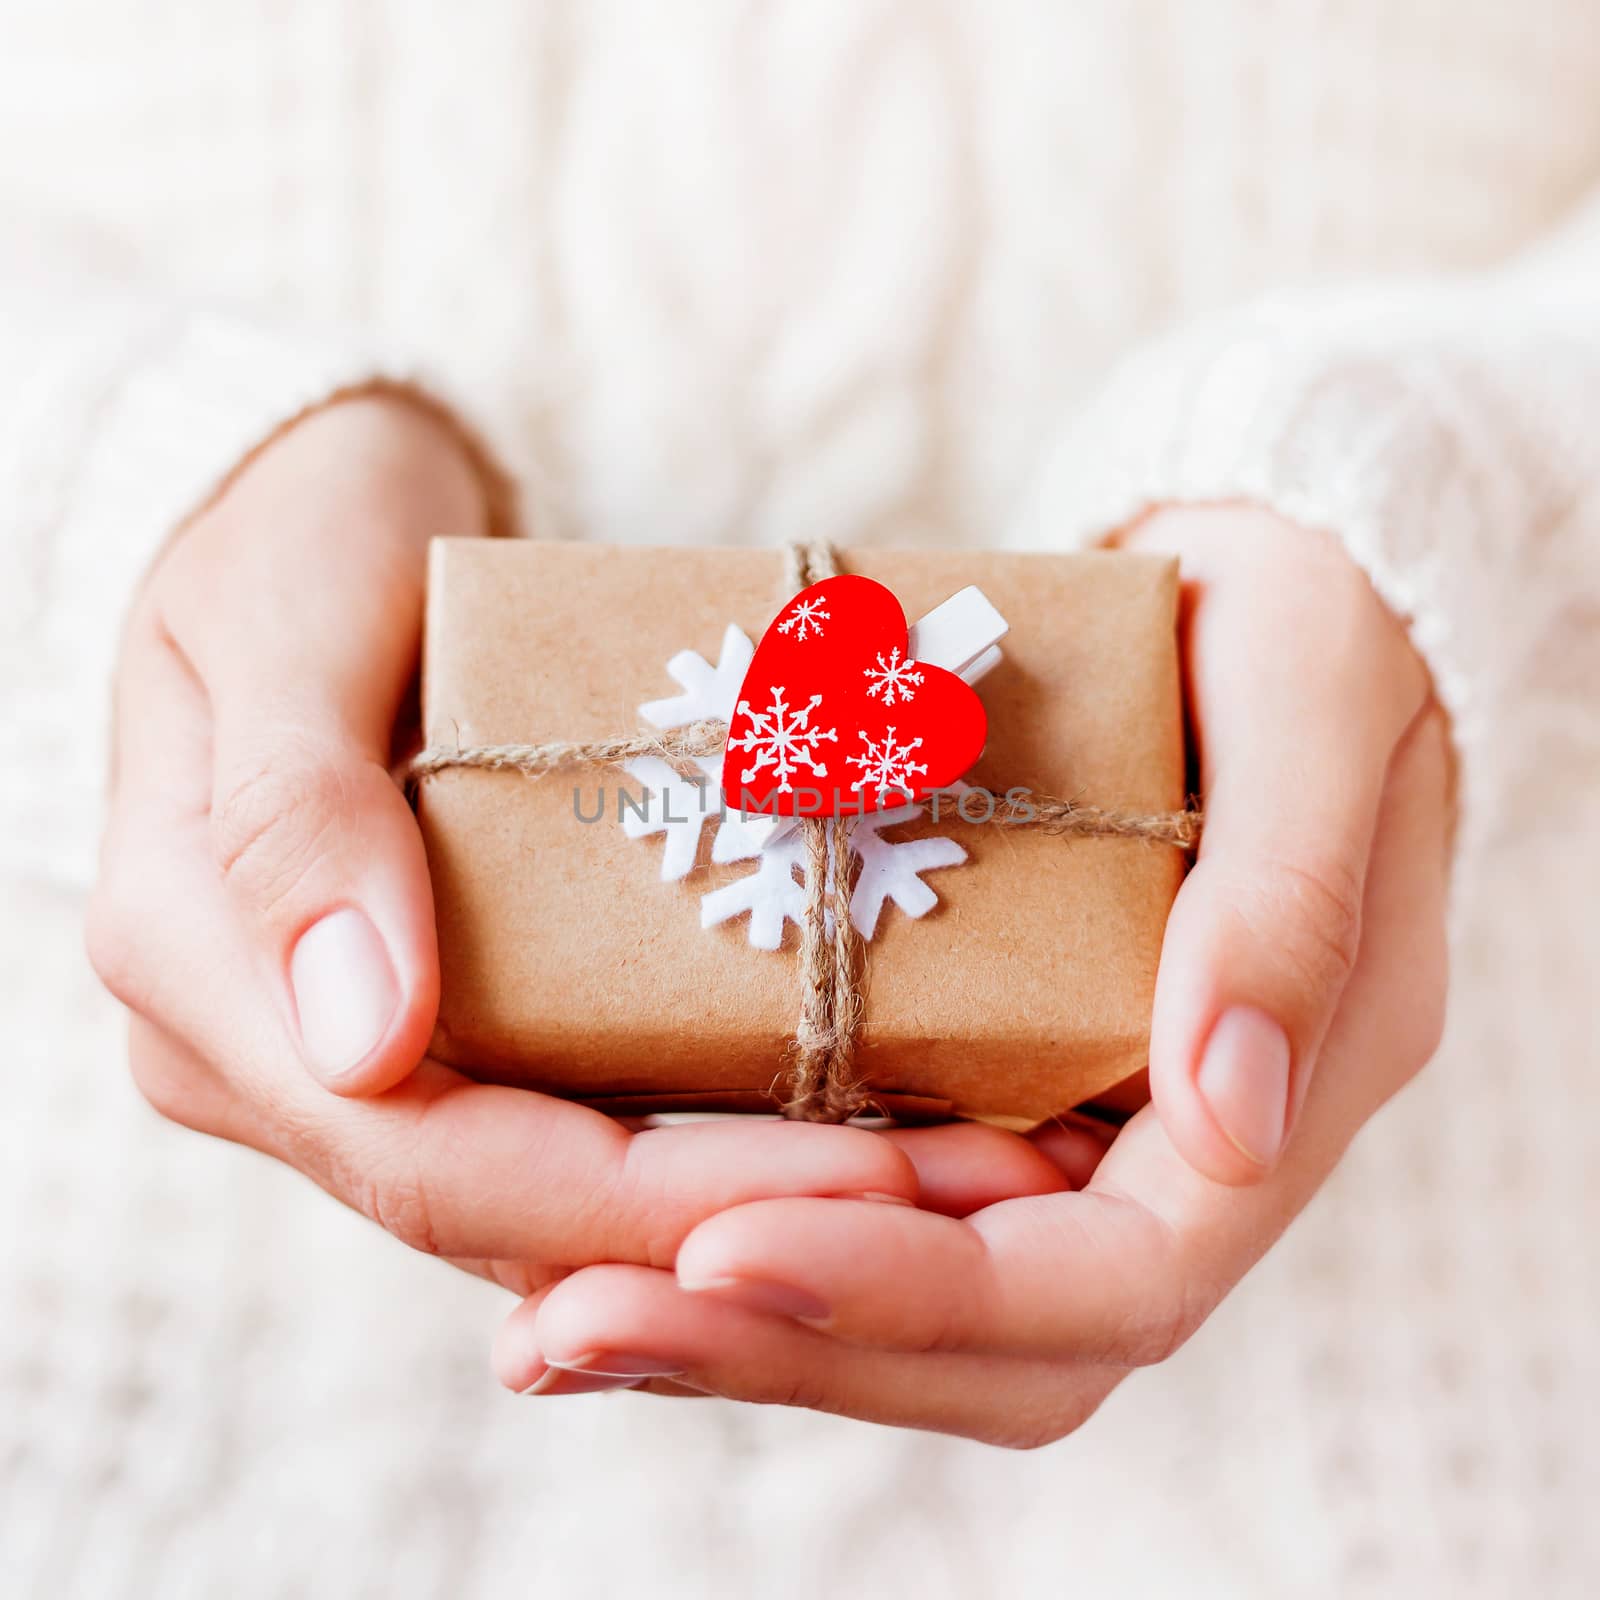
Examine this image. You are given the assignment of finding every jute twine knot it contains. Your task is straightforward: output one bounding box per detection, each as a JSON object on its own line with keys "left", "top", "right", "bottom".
{"left": 409, "top": 540, "right": 1201, "bottom": 1123}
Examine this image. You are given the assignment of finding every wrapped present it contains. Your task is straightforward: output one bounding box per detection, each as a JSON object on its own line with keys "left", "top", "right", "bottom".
{"left": 412, "top": 539, "right": 1192, "bottom": 1126}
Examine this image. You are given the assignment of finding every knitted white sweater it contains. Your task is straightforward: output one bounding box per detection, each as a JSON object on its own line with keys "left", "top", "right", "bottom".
{"left": 4, "top": 4, "right": 1599, "bottom": 1596}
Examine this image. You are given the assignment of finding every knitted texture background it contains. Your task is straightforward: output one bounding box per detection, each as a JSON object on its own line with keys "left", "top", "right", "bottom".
{"left": 3, "top": 2, "right": 1599, "bottom": 1595}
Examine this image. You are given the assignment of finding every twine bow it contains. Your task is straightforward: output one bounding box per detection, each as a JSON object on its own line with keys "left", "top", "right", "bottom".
{"left": 409, "top": 541, "right": 1201, "bottom": 1122}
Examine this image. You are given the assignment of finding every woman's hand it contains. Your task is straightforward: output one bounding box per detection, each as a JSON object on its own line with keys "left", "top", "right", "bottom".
{"left": 86, "top": 396, "right": 917, "bottom": 1294}
{"left": 490, "top": 507, "right": 1453, "bottom": 1432}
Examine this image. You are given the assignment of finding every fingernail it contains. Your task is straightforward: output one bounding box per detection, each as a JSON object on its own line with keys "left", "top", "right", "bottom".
{"left": 844, "top": 1191, "right": 914, "bottom": 1207}
{"left": 548, "top": 1352, "right": 686, "bottom": 1380}
{"left": 1197, "top": 1006, "right": 1292, "bottom": 1167}
{"left": 681, "top": 1275, "right": 832, "bottom": 1324}
{"left": 290, "top": 907, "right": 399, "bottom": 1080}
{"left": 519, "top": 1367, "right": 645, "bottom": 1397}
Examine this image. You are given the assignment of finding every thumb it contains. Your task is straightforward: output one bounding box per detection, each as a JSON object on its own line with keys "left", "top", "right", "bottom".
{"left": 1145, "top": 547, "right": 1428, "bottom": 1185}
{"left": 208, "top": 716, "right": 438, "bottom": 1096}
{"left": 1154, "top": 758, "right": 1375, "bottom": 1184}
{"left": 159, "top": 400, "right": 482, "bottom": 1094}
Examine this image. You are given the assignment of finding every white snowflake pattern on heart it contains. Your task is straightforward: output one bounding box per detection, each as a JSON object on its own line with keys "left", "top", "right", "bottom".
{"left": 775, "top": 596, "right": 830, "bottom": 642}
{"left": 623, "top": 627, "right": 967, "bottom": 949}
{"left": 862, "top": 645, "right": 924, "bottom": 707}
{"left": 846, "top": 726, "right": 929, "bottom": 805}
{"left": 727, "top": 687, "right": 839, "bottom": 794}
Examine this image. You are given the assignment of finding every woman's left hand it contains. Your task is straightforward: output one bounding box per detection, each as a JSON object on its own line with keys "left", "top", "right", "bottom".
{"left": 490, "top": 508, "right": 1454, "bottom": 1440}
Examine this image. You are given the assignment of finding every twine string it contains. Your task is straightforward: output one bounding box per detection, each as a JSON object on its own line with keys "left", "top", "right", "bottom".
{"left": 785, "top": 813, "right": 869, "bottom": 1122}
{"left": 783, "top": 538, "right": 841, "bottom": 595}
{"left": 406, "top": 719, "right": 729, "bottom": 789}
{"left": 409, "top": 541, "right": 1201, "bottom": 1122}
{"left": 988, "top": 791, "right": 1202, "bottom": 850}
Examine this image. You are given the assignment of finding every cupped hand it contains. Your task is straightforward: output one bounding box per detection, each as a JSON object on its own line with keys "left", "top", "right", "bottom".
{"left": 491, "top": 507, "right": 1453, "bottom": 1434}
{"left": 86, "top": 396, "right": 917, "bottom": 1293}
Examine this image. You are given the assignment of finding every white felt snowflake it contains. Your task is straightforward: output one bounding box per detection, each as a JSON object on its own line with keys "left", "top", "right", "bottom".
{"left": 728, "top": 687, "right": 839, "bottom": 794}
{"left": 624, "top": 630, "right": 968, "bottom": 949}
{"left": 862, "top": 645, "right": 924, "bottom": 707}
{"left": 697, "top": 804, "right": 968, "bottom": 949}
{"left": 623, "top": 624, "right": 760, "bottom": 882}
{"left": 846, "top": 727, "right": 929, "bottom": 805}
{"left": 776, "top": 596, "right": 830, "bottom": 642}
{"left": 698, "top": 841, "right": 809, "bottom": 950}
{"left": 841, "top": 804, "right": 967, "bottom": 939}
{"left": 619, "top": 758, "right": 721, "bottom": 880}
{"left": 637, "top": 622, "right": 753, "bottom": 729}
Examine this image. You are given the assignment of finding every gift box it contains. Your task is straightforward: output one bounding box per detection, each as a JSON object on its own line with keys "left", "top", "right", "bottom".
{"left": 413, "top": 539, "right": 1189, "bottom": 1126}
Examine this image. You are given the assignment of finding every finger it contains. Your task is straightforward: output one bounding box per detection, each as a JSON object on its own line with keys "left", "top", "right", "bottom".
{"left": 1026, "top": 1114, "right": 1119, "bottom": 1189}
{"left": 878, "top": 1122, "right": 1072, "bottom": 1215}
{"left": 125, "top": 1016, "right": 254, "bottom": 1146}
{"left": 101, "top": 600, "right": 212, "bottom": 819}
{"left": 119, "top": 1003, "right": 921, "bottom": 1267}
{"left": 442, "top": 1258, "right": 572, "bottom": 1300}
{"left": 486, "top": 1281, "right": 571, "bottom": 1391}
{"left": 151, "top": 407, "right": 484, "bottom": 1095}
{"left": 1142, "top": 513, "right": 1432, "bottom": 1182}
{"left": 88, "top": 609, "right": 225, "bottom": 1023}
{"left": 673, "top": 718, "right": 1450, "bottom": 1361}
{"left": 280, "top": 1067, "right": 921, "bottom": 1266}
{"left": 675, "top": 1189, "right": 1185, "bottom": 1362}
{"left": 121, "top": 1024, "right": 575, "bottom": 1305}
{"left": 499, "top": 1265, "right": 1122, "bottom": 1446}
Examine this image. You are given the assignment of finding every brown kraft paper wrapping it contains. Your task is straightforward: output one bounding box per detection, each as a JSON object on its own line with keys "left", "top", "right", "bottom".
{"left": 415, "top": 539, "right": 1188, "bottom": 1126}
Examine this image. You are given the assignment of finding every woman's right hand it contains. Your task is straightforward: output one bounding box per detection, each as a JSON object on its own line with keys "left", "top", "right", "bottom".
{"left": 84, "top": 395, "right": 927, "bottom": 1297}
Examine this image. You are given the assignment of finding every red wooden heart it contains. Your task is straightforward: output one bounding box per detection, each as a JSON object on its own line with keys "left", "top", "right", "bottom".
{"left": 721, "top": 574, "right": 988, "bottom": 817}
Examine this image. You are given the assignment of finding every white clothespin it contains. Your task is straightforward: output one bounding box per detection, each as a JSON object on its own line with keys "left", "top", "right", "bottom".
{"left": 907, "top": 586, "right": 1009, "bottom": 687}
{"left": 739, "top": 586, "right": 1009, "bottom": 848}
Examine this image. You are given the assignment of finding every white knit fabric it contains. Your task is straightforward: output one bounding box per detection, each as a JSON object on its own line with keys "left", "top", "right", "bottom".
{"left": 4, "top": 3, "right": 1600, "bottom": 1596}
